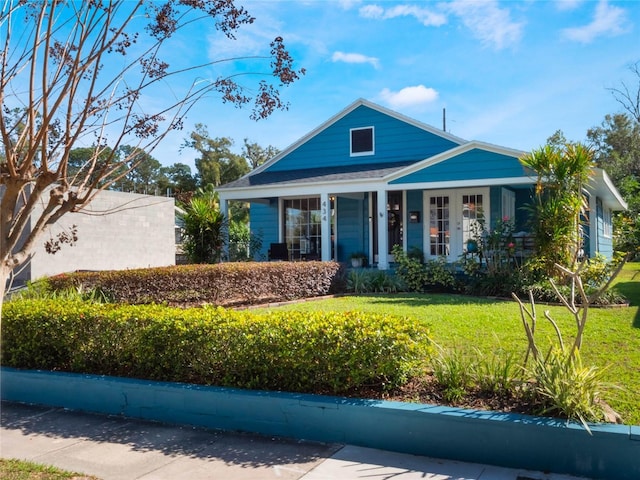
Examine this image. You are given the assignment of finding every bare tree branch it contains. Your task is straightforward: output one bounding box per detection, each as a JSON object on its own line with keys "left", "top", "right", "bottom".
{"left": 0, "top": 0, "right": 304, "bottom": 310}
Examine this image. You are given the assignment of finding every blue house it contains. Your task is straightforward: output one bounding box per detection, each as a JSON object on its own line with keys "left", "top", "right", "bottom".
{"left": 218, "top": 99, "right": 627, "bottom": 269}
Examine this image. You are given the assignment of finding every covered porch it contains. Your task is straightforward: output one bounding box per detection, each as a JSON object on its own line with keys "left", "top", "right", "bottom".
{"left": 219, "top": 181, "right": 533, "bottom": 270}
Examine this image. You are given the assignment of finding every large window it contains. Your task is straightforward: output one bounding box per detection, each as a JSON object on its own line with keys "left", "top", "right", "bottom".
{"left": 350, "top": 127, "right": 374, "bottom": 156}
{"left": 284, "top": 197, "right": 322, "bottom": 260}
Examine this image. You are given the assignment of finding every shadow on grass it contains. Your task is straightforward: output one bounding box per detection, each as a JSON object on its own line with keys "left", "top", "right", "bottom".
{"left": 360, "top": 292, "right": 509, "bottom": 308}
{"left": 612, "top": 281, "right": 640, "bottom": 328}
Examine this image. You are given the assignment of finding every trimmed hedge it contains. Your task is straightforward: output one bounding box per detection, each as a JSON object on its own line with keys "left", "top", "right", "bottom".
{"left": 46, "top": 261, "right": 343, "bottom": 306}
{"left": 1, "top": 299, "right": 432, "bottom": 394}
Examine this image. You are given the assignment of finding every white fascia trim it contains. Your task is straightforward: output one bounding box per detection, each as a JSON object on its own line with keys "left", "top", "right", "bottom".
{"left": 597, "top": 168, "right": 628, "bottom": 210}
{"left": 390, "top": 176, "right": 535, "bottom": 191}
{"left": 217, "top": 175, "right": 536, "bottom": 203}
{"left": 218, "top": 179, "right": 386, "bottom": 201}
{"left": 384, "top": 141, "right": 527, "bottom": 183}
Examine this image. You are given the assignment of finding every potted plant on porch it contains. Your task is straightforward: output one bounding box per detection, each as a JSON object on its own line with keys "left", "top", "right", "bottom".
{"left": 349, "top": 252, "right": 367, "bottom": 268}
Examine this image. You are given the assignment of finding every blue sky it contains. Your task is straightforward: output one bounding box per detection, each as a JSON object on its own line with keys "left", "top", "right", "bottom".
{"left": 156, "top": 0, "right": 640, "bottom": 170}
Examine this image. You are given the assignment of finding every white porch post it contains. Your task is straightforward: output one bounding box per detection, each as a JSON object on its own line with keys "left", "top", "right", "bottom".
{"left": 220, "top": 197, "right": 230, "bottom": 261}
{"left": 321, "top": 192, "right": 332, "bottom": 261}
{"left": 377, "top": 189, "right": 389, "bottom": 270}
{"left": 588, "top": 194, "right": 598, "bottom": 257}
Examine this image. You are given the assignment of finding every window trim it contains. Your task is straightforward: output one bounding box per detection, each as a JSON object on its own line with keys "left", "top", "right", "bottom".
{"left": 603, "top": 206, "right": 612, "bottom": 238}
{"left": 350, "top": 126, "right": 375, "bottom": 157}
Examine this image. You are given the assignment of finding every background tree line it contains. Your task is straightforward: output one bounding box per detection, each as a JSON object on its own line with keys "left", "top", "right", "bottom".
{"left": 67, "top": 126, "right": 278, "bottom": 199}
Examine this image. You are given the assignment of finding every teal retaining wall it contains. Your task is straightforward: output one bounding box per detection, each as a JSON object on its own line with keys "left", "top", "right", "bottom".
{"left": 2, "top": 368, "right": 638, "bottom": 480}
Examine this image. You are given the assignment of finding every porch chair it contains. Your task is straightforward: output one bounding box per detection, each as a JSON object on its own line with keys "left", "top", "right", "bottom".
{"left": 268, "top": 243, "right": 289, "bottom": 261}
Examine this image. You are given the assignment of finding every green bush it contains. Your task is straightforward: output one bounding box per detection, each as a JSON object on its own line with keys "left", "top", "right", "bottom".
{"left": 346, "top": 269, "right": 404, "bottom": 294}
{"left": 46, "top": 261, "right": 342, "bottom": 306}
{"left": 392, "top": 245, "right": 455, "bottom": 292}
{"left": 1, "top": 299, "right": 432, "bottom": 395}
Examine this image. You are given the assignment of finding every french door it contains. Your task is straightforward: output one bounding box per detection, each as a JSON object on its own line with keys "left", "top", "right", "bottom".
{"left": 423, "top": 189, "right": 488, "bottom": 261}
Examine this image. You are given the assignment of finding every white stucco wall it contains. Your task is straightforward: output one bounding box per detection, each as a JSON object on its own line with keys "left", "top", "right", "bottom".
{"left": 28, "top": 190, "right": 175, "bottom": 280}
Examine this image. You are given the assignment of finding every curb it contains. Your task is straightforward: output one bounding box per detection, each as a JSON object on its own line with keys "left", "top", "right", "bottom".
{"left": 2, "top": 367, "right": 639, "bottom": 480}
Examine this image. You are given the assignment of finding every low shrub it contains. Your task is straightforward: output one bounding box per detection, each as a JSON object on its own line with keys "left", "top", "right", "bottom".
{"left": 526, "top": 280, "right": 627, "bottom": 306}
{"left": 45, "top": 261, "right": 342, "bottom": 306}
{"left": 392, "top": 245, "right": 455, "bottom": 292}
{"left": 431, "top": 347, "right": 524, "bottom": 403}
{"left": 1, "top": 299, "right": 432, "bottom": 395}
{"left": 346, "top": 269, "right": 404, "bottom": 294}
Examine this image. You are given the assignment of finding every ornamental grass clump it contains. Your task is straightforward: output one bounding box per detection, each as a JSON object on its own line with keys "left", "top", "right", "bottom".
{"left": 529, "top": 348, "right": 609, "bottom": 428}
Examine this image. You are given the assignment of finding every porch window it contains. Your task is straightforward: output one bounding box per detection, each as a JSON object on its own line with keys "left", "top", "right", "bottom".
{"left": 501, "top": 188, "right": 515, "bottom": 221}
{"left": 284, "top": 197, "right": 322, "bottom": 260}
{"left": 429, "top": 196, "right": 450, "bottom": 256}
{"left": 462, "top": 194, "right": 484, "bottom": 252}
{"left": 350, "top": 127, "right": 374, "bottom": 156}
{"left": 604, "top": 205, "right": 612, "bottom": 238}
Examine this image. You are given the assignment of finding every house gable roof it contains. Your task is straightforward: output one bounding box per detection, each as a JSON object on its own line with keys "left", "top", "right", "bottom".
{"left": 220, "top": 98, "right": 467, "bottom": 189}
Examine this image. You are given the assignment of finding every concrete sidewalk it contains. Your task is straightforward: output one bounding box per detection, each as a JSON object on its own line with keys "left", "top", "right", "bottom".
{"left": 1, "top": 402, "right": 590, "bottom": 480}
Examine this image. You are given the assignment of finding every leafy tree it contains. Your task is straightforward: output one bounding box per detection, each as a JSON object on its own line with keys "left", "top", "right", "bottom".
{"left": 242, "top": 138, "right": 280, "bottom": 169}
{"left": 157, "top": 163, "right": 198, "bottom": 196}
{"left": 588, "top": 114, "right": 640, "bottom": 184}
{"left": 588, "top": 113, "right": 640, "bottom": 257}
{"left": 111, "top": 146, "right": 162, "bottom": 195}
{"left": 67, "top": 146, "right": 115, "bottom": 187}
{"left": 183, "top": 125, "right": 250, "bottom": 187}
{"left": 0, "top": 0, "right": 303, "bottom": 308}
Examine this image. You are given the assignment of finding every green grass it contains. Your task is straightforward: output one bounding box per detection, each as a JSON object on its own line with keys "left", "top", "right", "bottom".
{"left": 0, "top": 458, "right": 98, "bottom": 479}
{"left": 255, "top": 263, "right": 640, "bottom": 425}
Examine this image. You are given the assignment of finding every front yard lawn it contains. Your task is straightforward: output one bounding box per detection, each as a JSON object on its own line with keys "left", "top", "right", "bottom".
{"left": 255, "top": 263, "right": 640, "bottom": 425}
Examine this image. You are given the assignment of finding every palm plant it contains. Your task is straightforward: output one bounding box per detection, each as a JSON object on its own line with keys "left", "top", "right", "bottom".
{"left": 180, "top": 189, "right": 227, "bottom": 264}
{"left": 520, "top": 143, "right": 594, "bottom": 276}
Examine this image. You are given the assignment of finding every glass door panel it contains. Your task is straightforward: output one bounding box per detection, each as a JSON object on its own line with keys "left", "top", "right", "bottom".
{"left": 461, "top": 194, "right": 483, "bottom": 252}
{"left": 429, "top": 195, "right": 450, "bottom": 256}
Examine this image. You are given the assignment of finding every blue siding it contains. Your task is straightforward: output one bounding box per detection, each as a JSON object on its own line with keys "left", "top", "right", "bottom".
{"left": 250, "top": 200, "right": 279, "bottom": 260}
{"left": 391, "top": 149, "right": 528, "bottom": 184}
{"left": 265, "top": 105, "right": 459, "bottom": 172}
{"left": 337, "top": 196, "right": 366, "bottom": 262}
{"left": 405, "top": 190, "right": 423, "bottom": 251}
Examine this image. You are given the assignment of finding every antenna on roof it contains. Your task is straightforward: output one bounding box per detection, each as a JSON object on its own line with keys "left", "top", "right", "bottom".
{"left": 442, "top": 108, "right": 446, "bottom": 132}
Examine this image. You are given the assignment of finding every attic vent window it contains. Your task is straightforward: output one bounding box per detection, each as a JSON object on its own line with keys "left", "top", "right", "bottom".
{"left": 350, "top": 127, "right": 374, "bottom": 156}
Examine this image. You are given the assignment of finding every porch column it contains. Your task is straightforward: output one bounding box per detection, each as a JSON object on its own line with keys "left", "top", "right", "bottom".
{"left": 377, "top": 189, "right": 389, "bottom": 270}
{"left": 588, "top": 194, "right": 598, "bottom": 257}
{"left": 220, "top": 198, "right": 230, "bottom": 261}
{"left": 321, "top": 192, "right": 331, "bottom": 262}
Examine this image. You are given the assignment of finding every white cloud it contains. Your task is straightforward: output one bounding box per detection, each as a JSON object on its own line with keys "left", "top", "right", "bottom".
{"left": 562, "top": 0, "right": 629, "bottom": 43}
{"left": 378, "top": 85, "right": 439, "bottom": 109}
{"left": 332, "top": 51, "right": 380, "bottom": 69}
{"left": 445, "top": 0, "right": 524, "bottom": 50}
{"left": 555, "top": 0, "right": 584, "bottom": 12}
{"left": 359, "top": 4, "right": 447, "bottom": 27}
{"left": 337, "top": 0, "right": 361, "bottom": 10}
